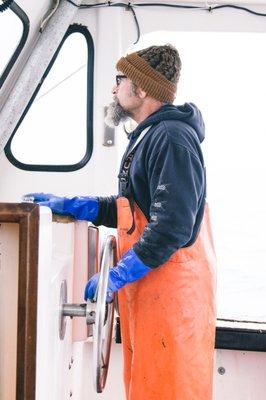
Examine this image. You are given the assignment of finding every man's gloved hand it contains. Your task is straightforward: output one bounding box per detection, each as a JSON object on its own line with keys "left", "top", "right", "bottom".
{"left": 25, "top": 192, "right": 99, "bottom": 222}
{"left": 84, "top": 248, "right": 151, "bottom": 302}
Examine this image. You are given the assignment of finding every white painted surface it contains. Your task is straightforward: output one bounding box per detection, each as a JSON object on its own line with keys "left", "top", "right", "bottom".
{"left": 0, "top": 223, "right": 19, "bottom": 400}
{"left": 71, "top": 340, "right": 125, "bottom": 400}
{"left": 72, "top": 221, "right": 89, "bottom": 342}
{"left": 36, "top": 207, "right": 75, "bottom": 400}
{"left": 214, "top": 350, "right": 266, "bottom": 400}
{"left": 35, "top": 207, "right": 124, "bottom": 399}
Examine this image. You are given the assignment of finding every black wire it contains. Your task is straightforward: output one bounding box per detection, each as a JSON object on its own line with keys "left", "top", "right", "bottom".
{"left": 134, "top": 2, "right": 202, "bottom": 10}
{"left": 212, "top": 4, "right": 266, "bottom": 17}
{"left": 127, "top": 3, "right": 140, "bottom": 44}
{"left": 66, "top": 0, "right": 266, "bottom": 17}
{"left": 66, "top": 1, "right": 141, "bottom": 43}
{"left": 65, "top": 0, "right": 266, "bottom": 44}
{"left": 0, "top": 0, "right": 14, "bottom": 12}
{"left": 65, "top": 0, "right": 79, "bottom": 7}
{"left": 134, "top": 2, "right": 266, "bottom": 16}
{"left": 66, "top": 0, "right": 106, "bottom": 8}
{"left": 66, "top": 1, "right": 199, "bottom": 9}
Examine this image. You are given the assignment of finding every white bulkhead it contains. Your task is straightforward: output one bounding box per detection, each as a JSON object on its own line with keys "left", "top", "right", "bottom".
{"left": 1, "top": 1, "right": 266, "bottom": 399}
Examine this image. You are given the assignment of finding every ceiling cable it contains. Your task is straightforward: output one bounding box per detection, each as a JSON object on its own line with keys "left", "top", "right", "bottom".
{"left": 65, "top": 1, "right": 266, "bottom": 44}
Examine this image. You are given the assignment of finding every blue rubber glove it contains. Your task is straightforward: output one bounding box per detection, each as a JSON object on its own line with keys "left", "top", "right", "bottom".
{"left": 84, "top": 248, "right": 152, "bottom": 302}
{"left": 25, "top": 192, "right": 99, "bottom": 221}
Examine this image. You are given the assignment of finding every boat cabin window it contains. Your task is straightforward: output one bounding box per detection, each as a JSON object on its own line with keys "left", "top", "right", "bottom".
{"left": 133, "top": 31, "right": 266, "bottom": 323}
{"left": 5, "top": 25, "right": 93, "bottom": 171}
{"left": 0, "top": 4, "right": 28, "bottom": 88}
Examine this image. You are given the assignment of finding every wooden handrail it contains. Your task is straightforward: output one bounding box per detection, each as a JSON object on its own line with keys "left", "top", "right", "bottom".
{"left": 0, "top": 203, "right": 39, "bottom": 400}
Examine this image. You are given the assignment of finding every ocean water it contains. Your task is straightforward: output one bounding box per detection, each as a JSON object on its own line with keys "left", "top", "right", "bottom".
{"left": 209, "top": 172, "right": 266, "bottom": 323}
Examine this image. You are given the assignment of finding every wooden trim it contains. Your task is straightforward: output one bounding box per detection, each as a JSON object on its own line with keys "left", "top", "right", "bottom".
{"left": 0, "top": 203, "right": 39, "bottom": 400}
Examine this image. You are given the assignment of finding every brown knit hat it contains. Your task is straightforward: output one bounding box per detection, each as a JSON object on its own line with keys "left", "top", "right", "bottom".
{"left": 116, "top": 45, "right": 181, "bottom": 103}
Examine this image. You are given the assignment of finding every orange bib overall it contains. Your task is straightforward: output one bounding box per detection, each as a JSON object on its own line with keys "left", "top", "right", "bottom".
{"left": 117, "top": 196, "right": 216, "bottom": 400}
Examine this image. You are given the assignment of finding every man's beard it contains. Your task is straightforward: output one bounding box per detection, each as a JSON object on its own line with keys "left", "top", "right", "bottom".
{"left": 104, "top": 98, "right": 132, "bottom": 128}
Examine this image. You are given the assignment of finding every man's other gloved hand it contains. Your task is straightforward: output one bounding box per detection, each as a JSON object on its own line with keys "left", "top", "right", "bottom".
{"left": 25, "top": 193, "right": 99, "bottom": 222}
{"left": 84, "top": 248, "right": 151, "bottom": 302}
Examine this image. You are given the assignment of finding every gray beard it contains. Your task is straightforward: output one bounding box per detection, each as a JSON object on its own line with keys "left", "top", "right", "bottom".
{"left": 104, "top": 98, "right": 132, "bottom": 128}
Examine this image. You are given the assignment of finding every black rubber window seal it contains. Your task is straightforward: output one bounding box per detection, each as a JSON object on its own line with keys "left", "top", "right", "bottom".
{"left": 4, "top": 23, "right": 94, "bottom": 172}
{"left": 0, "top": 2, "right": 29, "bottom": 89}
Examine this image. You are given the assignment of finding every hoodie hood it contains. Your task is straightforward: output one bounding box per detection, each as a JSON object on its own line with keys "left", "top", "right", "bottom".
{"left": 130, "top": 102, "right": 205, "bottom": 143}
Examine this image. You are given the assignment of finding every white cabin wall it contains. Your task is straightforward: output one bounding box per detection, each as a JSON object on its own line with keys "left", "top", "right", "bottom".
{"left": 1, "top": 3, "right": 266, "bottom": 202}
{"left": 0, "top": 7, "right": 128, "bottom": 202}
{"left": 36, "top": 208, "right": 76, "bottom": 400}
{"left": 2, "top": 3, "right": 266, "bottom": 399}
{"left": 214, "top": 349, "right": 266, "bottom": 400}
{"left": 34, "top": 208, "right": 125, "bottom": 400}
{"left": 119, "top": 2, "right": 266, "bottom": 53}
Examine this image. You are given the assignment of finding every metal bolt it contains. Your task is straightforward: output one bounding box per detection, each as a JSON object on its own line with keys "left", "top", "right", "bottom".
{"left": 107, "top": 140, "right": 113, "bottom": 145}
{"left": 218, "top": 366, "right": 225, "bottom": 375}
{"left": 68, "top": 356, "right": 74, "bottom": 369}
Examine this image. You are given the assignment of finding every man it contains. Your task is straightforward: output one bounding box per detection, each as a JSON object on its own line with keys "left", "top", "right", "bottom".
{"left": 29, "top": 45, "right": 216, "bottom": 400}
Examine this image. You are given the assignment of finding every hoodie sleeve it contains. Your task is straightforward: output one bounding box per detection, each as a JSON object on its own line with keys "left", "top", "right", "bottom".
{"left": 93, "top": 195, "right": 118, "bottom": 228}
{"left": 132, "top": 134, "right": 205, "bottom": 268}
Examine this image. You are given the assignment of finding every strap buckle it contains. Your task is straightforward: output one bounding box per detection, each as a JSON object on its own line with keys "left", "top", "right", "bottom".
{"left": 118, "top": 172, "right": 128, "bottom": 183}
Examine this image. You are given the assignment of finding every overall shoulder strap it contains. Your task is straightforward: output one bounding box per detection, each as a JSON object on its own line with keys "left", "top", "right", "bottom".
{"left": 118, "top": 126, "right": 152, "bottom": 198}
{"left": 127, "top": 126, "right": 151, "bottom": 155}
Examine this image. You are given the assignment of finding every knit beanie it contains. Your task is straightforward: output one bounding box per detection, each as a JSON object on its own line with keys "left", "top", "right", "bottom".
{"left": 116, "top": 44, "right": 181, "bottom": 103}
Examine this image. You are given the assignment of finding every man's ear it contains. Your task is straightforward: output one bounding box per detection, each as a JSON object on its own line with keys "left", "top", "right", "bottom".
{"left": 136, "top": 87, "right": 147, "bottom": 99}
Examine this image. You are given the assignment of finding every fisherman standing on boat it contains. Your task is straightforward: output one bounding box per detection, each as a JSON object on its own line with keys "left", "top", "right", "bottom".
{"left": 29, "top": 45, "right": 216, "bottom": 400}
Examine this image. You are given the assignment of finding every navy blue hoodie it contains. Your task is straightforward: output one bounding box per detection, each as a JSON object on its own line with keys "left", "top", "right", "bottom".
{"left": 94, "top": 103, "right": 206, "bottom": 268}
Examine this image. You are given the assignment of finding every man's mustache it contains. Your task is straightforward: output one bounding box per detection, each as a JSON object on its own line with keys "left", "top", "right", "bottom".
{"left": 104, "top": 98, "right": 131, "bottom": 128}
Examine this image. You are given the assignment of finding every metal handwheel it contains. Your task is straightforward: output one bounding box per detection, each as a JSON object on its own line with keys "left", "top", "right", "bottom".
{"left": 93, "top": 235, "right": 116, "bottom": 392}
{"left": 59, "top": 234, "right": 117, "bottom": 393}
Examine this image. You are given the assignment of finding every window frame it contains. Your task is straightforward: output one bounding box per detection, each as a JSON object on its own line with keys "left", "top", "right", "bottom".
{"left": 0, "top": 2, "right": 29, "bottom": 89}
{"left": 5, "top": 23, "right": 94, "bottom": 172}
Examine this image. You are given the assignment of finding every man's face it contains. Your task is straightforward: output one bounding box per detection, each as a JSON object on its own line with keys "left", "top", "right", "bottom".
{"left": 104, "top": 73, "right": 140, "bottom": 128}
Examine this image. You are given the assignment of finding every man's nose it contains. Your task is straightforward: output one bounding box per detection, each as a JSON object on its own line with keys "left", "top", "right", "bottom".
{"left": 112, "top": 84, "right": 118, "bottom": 95}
